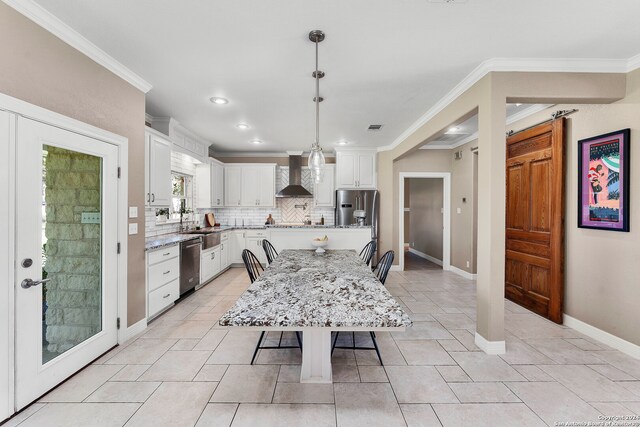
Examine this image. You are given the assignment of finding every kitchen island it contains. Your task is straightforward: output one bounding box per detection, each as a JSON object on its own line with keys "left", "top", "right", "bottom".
{"left": 219, "top": 249, "right": 411, "bottom": 383}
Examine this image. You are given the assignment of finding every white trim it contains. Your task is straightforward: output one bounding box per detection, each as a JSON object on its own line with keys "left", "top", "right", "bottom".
{"left": 447, "top": 265, "right": 477, "bottom": 280}
{"left": 144, "top": 113, "right": 154, "bottom": 124}
{"left": 420, "top": 104, "right": 553, "bottom": 151}
{"left": 563, "top": 314, "right": 640, "bottom": 360}
{"left": 2, "top": 0, "right": 152, "bottom": 93}
{"left": 379, "top": 56, "right": 640, "bottom": 153}
{"left": 0, "top": 92, "right": 129, "bottom": 419}
{"left": 408, "top": 248, "right": 443, "bottom": 266}
{"left": 122, "top": 318, "right": 147, "bottom": 343}
{"left": 390, "top": 265, "right": 403, "bottom": 272}
{"left": 628, "top": 54, "right": 640, "bottom": 72}
{"left": 474, "top": 332, "right": 506, "bottom": 355}
{"left": 398, "top": 172, "right": 451, "bottom": 272}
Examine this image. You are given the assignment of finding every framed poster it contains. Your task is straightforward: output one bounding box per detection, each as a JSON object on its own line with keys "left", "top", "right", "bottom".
{"left": 578, "top": 128, "right": 630, "bottom": 231}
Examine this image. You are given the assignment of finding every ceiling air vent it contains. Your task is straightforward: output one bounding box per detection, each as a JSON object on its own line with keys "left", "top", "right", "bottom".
{"left": 368, "top": 124, "right": 383, "bottom": 131}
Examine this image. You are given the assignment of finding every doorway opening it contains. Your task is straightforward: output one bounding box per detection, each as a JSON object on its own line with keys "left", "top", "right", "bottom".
{"left": 398, "top": 172, "right": 451, "bottom": 271}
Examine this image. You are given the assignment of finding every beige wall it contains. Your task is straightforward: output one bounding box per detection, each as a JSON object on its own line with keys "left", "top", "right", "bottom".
{"left": 378, "top": 71, "right": 627, "bottom": 343}
{"left": 450, "top": 141, "right": 478, "bottom": 274}
{"left": 0, "top": 4, "right": 147, "bottom": 326}
{"left": 408, "top": 178, "right": 443, "bottom": 261}
{"left": 505, "top": 71, "right": 640, "bottom": 345}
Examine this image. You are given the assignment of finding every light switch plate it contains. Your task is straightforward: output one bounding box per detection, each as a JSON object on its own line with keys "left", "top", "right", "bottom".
{"left": 128, "top": 223, "right": 138, "bottom": 235}
{"left": 129, "top": 206, "right": 138, "bottom": 218}
{"left": 81, "top": 212, "right": 101, "bottom": 224}
{"left": 456, "top": 208, "right": 462, "bottom": 214}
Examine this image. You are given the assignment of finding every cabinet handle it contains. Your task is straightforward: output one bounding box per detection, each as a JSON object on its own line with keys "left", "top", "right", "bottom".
{"left": 152, "top": 193, "right": 155, "bottom": 202}
{"left": 221, "top": 244, "right": 224, "bottom": 249}
{"left": 211, "top": 252, "right": 215, "bottom": 259}
{"left": 163, "top": 293, "right": 171, "bottom": 298}
{"left": 163, "top": 252, "right": 171, "bottom": 256}
{"left": 163, "top": 270, "right": 171, "bottom": 275}
{"left": 147, "top": 193, "right": 150, "bottom": 203}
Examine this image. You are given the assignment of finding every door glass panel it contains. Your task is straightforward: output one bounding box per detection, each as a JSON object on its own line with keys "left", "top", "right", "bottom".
{"left": 41, "top": 145, "right": 102, "bottom": 364}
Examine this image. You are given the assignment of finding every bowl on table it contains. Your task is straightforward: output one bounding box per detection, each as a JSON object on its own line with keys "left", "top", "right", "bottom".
{"left": 311, "top": 237, "right": 329, "bottom": 253}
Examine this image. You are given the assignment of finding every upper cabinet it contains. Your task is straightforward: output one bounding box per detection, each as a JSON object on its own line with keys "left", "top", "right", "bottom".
{"left": 335, "top": 149, "right": 377, "bottom": 189}
{"left": 146, "top": 129, "right": 172, "bottom": 206}
{"left": 224, "top": 165, "right": 243, "bottom": 207}
{"left": 211, "top": 161, "right": 224, "bottom": 207}
{"left": 151, "top": 117, "right": 208, "bottom": 162}
{"left": 314, "top": 164, "right": 335, "bottom": 207}
{"left": 226, "top": 164, "right": 276, "bottom": 207}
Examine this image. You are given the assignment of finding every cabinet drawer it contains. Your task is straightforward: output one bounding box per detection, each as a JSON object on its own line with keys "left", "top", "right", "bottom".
{"left": 220, "top": 232, "right": 229, "bottom": 241}
{"left": 246, "top": 230, "right": 268, "bottom": 238}
{"left": 149, "top": 279, "right": 179, "bottom": 318}
{"left": 148, "top": 245, "right": 179, "bottom": 265}
{"left": 148, "top": 257, "right": 180, "bottom": 291}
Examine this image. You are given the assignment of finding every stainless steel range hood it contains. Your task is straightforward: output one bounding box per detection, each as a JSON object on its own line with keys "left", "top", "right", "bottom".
{"left": 276, "top": 154, "right": 313, "bottom": 198}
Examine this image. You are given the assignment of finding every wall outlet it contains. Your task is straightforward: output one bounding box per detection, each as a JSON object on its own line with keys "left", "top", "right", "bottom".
{"left": 466, "top": 261, "right": 470, "bottom": 268}
{"left": 128, "top": 223, "right": 138, "bottom": 235}
{"left": 129, "top": 206, "right": 138, "bottom": 218}
{"left": 81, "top": 212, "right": 101, "bottom": 224}
{"left": 456, "top": 207, "right": 462, "bottom": 214}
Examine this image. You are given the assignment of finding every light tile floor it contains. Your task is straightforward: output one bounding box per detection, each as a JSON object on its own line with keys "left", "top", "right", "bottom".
{"left": 8, "top": 265, "right": 640, "bottom": 427}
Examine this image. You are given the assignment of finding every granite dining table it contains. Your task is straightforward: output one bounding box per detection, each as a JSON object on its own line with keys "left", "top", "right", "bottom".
{"left": 219, "top": 249, "right": 412, "bottom": 383}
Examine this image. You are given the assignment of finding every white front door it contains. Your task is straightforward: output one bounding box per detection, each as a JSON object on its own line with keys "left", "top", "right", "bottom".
{"left": 14, "top": 117, "right": 119, "bottom": 409}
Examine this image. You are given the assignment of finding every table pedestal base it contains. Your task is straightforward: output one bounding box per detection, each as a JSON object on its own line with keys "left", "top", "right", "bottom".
{"left": 300, "top": 329, "right": 332, "bottom": 383}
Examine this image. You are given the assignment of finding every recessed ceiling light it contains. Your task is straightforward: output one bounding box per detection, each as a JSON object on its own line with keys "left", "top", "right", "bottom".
{"left": 448, "top": 126, "right": 459, "bottom": 132}
{"left": 337, "top": 140, "right": 348, "bottom": 146}
{"left": 515, "top": 103, "right": 523, "bottom": 107}
{"left": 236, "top": 123, "right": 250, "bottom": 130}
{"left": 251, "top": 139, "right": 263, "bottom": 145}
{"left": 209, "top": 97, "right": 228, "bottom": 105}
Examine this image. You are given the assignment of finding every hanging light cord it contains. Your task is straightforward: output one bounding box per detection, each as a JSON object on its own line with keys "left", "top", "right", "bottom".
{"left": 314, "top": 38, "right": 320, "bottom": 147}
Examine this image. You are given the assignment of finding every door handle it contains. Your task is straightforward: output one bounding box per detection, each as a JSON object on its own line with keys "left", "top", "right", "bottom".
{"left": 21, "top": 278, "right": 50, "bottom": 289}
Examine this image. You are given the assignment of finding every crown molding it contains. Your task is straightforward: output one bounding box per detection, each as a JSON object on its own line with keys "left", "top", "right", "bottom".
{"left": 627, "top": 53, "right": 640, "bottom": 72}
{"left": 3, "top": 0, "right": 152, "bottom": 93}
{"left": 144, "top": 113, "right": 154, "bottom": 124}
{"left": 379, "top": 56, "right": 640, "bottom": 153}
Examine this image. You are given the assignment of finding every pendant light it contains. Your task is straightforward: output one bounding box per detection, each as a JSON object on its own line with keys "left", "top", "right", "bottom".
{"left": 308, "top": 30, "right": 326, "bottom": 183}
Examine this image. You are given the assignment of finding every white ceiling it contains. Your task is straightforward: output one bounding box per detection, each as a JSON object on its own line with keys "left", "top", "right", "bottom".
{"left": 31, "top": 0, "right": 640, "bottom": 153}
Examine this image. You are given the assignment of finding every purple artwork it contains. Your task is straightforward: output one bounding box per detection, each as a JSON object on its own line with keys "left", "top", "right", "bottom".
{"left": 578, "top": 129, "right": 630, "bottom": 231}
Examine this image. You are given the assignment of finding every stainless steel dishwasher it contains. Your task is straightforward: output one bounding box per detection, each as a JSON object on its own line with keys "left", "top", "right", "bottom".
{"left": 180, "top": 239, "right": 201, "bottom": 295}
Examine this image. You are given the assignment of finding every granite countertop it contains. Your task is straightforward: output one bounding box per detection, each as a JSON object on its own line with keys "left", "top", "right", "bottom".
{"left": 145, "top": 234, "right": 201, "bottom": 251}
{"left": 146, "top": 225, "right": 371, "bottom": 251}
{"left": 219, "top": 249, "right": 412, "bottom": 328}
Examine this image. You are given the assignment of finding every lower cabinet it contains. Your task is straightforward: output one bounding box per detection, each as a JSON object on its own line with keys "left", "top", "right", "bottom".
{"left": 146, "top": 244, "right": 181, "bottom": 320}
{"left": 201, "top": 246, "right": 222, "bottom": 284}
{"left": 230, "top": 230, "right": 246, "bottom": 264}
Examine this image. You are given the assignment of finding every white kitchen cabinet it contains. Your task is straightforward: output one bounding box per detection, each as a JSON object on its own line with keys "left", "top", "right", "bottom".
{"left": 240, "top": 165, "right": 275, "bottom": 207}
{"left": 201, "top": 245, "right": 222, "bottom": 285}
{"left": 335, "top": 149, "right": 377, "bottom": 189}
{"left": 146, "top": 130, "right": 172, "bottom": 206}
{"left": 314, "top": 164, "right": 335, "bottom": 207}
{"left": 230, "top": 230, "right": 246, "bottom": 264}
{"left": 224, "top": 166, "right": 243, "bottom": 206}
{"left": 211, "top": 161, "right": 224, "bottom": 207}
{"left": 195, "top": 162, "right": 211, "bottom": 208}
{"left": 245, "top": 229, "right": 269, "bottom": 265}
{"left": 269, "top": 228, "right": 371, "bottom": 254}
{"left": 220, "top": 233, "right": 230, "bottom": 270}
{"left": 146, "top": 244, "right": 180, "bottom": 319}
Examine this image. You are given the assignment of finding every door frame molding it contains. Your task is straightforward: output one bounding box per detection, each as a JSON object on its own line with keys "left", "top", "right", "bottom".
{"left": 398, "top": 172, "right": 451, "bottom": 271}
{"left": 0, "top": 92, "right": 129, "bottom": 420}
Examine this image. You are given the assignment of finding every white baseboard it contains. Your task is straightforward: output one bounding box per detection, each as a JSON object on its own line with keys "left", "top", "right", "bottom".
{"left": 475, "top": 332, "right": 506, "bottom": 355}
{"left": 447, "top": 265, "right": 477, "bottom": 280}
{"left": 390, "top": 265, "right": 403, "bottom": 272}
{"left": 408, "top": 248, "right": 443, "bottom": 266}
{"left": 121, "top": 318, "right": 147, "bottom": 343}
{"left": 563, "top": 314, "right": 640, "bottom": 359}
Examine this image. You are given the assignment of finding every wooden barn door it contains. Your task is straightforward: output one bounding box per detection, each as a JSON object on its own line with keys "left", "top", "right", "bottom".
{"left": 505, "top": 118, "right": 565, "bottom": 323}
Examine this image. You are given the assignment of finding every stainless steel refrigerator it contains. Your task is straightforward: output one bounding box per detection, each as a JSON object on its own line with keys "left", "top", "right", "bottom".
{"left": 335, "top": 189, "right": 379, "bottom": 262}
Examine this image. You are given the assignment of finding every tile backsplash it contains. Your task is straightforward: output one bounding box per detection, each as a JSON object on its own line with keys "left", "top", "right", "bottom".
{"left": 146, "top": 163, "right": 334, "bottom": 237}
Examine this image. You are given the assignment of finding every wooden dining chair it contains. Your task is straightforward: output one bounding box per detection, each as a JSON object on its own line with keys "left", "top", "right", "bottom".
{"left": 242, "top": 249, "right": 302, "bottom": 364}
{"left": 262, "top": 239, "right": 278, "bottom": 265}
{"left": 359, "top": 240, "right": 376, "bottom": 268}
{"left": 374, "top": 250, "right": 394, "bottom": 285}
